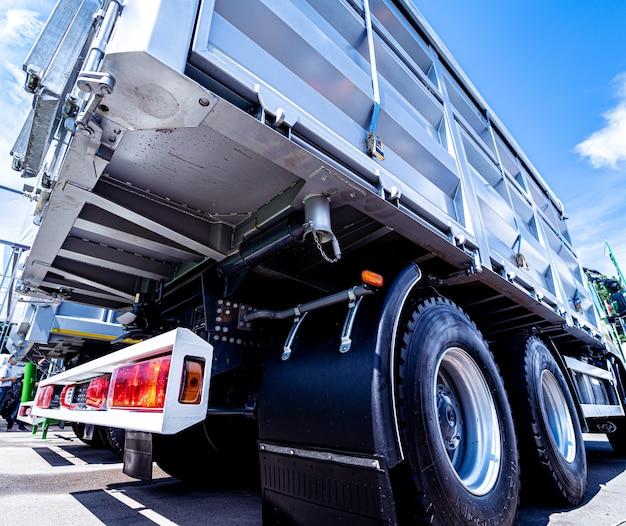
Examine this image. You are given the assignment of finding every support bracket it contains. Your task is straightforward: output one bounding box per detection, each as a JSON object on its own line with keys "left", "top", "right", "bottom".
{"left": 282, "top": 311, "right": 308, "bottom": 361}
{"left": 340, "top": 290, "right": 363, "bottom": 353}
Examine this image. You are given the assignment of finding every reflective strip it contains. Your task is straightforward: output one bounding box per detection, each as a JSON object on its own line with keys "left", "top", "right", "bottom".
{"left": 259, "top": 442, "right": 381, "bottom": 470}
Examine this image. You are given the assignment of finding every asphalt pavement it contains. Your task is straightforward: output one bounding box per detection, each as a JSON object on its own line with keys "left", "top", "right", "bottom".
{"left": 1, "top": 421, "right": 625, "bottom": 525}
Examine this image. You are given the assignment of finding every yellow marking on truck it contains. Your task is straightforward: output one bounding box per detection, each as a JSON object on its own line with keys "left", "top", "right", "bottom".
{"left": 50, "top": 327, "right": 141, "bottom": 344}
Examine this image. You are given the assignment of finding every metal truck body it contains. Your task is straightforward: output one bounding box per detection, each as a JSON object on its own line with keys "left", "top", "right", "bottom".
{"left": 12, "top": 1, "right": 626, "bottom": 524}
{"left": 6, "top": 299, "right": 134, "bottom": 448}
{"left": 7, "top": 301, "right": 131, "bottom": 362}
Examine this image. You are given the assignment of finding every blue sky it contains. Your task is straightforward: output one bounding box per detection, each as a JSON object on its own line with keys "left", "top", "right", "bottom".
{"left": 0, "top": 0, "right": 54, "bottom": 192}
{"left": 0, "top": 1, "right": 625, "bottom": 277}
{"left": 418, "top": 1, "right": 626, "bottom": 276}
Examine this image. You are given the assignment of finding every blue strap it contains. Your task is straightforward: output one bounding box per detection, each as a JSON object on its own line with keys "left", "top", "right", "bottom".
{"left": 369, "top": 102, "right": 381, "bottom": 134}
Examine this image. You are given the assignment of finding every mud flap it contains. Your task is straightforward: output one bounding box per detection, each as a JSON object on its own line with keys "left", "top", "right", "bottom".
{"left": 83, "top": 424, "right": 95, "bottom": 442}
{"left": 257, "top": 266, "right": 424, "bottom": 524}
{"left": 260, "top": 442, "right": 396, "bottom": 525}
{"left": 123, "top": 431, "right": 153, "bottom": 480}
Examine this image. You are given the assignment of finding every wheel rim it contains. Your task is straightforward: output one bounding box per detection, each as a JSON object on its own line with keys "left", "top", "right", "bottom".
{"left": 435, "top": 347, "right": 501, "bottom": 496}
{"left": 540, "top": 369, "right": 576, "bottom": 463}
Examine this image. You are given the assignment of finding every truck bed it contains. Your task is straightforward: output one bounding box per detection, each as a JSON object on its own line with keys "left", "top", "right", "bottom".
{"left": 14, "top": 0, "right": 600, "bottom": 350}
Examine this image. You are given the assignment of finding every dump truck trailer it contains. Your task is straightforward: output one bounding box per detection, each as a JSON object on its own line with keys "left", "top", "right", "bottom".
{"left": 12, "top": 1, "right": 626, "bottom": 524}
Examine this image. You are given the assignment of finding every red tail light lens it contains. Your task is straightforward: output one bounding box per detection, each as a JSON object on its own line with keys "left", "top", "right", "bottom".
{"left": 109, "top": 356, "right": 171, "bottom": 410}
{"left": 86, "top": 376, "right": 110, "bottom": 410}
{"left": 35, "top": 385, "right": 54, "bottom": 409}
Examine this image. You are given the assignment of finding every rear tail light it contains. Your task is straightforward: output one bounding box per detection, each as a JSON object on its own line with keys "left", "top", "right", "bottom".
{"left": 86, "top": 376, "right": 110, "bottom": 410}
{"left": 179, "top": 358, "right": 205, "bottom": 404}
{"left": 35, "top": 385, "right": 54, "bottom": 409}
{"left": 109, "top": 356, "right": 171, "bottom": 410}
{"left": 60, "top": 384, "right": 75, "bottom": 408}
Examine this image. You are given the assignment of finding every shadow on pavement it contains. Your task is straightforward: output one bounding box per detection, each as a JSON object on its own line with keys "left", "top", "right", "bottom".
{"left": 33, "top": 443, "right": 121, "bottom": 467}
{"left": 72, "top": 477, "right": 262, "bottom": 526}
{"left": 516, "top": 437, "right": 626, "bottom": 525}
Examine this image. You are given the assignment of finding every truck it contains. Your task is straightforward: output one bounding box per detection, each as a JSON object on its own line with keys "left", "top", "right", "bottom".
{"left": 10, "top": 1, "right": 626, "bottom": 524}
{"left": 7, "top": 299, "right": 132, "bottom": 451}
{"left": 585, "top": 242, "right": 626, "bottom": 349}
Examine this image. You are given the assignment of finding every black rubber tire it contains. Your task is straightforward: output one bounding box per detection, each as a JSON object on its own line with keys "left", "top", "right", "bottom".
{"left": 397, "top": 297, "right": 520, "bottom": 526}
{"left": 153, "top": 416, "right": 258, "bottom": 488}
{"left": 501, "top": 336, "right": 587, "bottom": 506}
{"left": 102, "top": 427, "right": 125, "bottom": 457}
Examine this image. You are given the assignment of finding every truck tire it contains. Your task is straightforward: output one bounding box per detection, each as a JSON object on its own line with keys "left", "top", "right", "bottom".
{"left": 71, "top": 422, "right": 106, "bottom": 448}
{"left": 102, "top": 427, "right": 125, "bottom": 457}
{"left": 502, "top": 336, "right": 586, "bottom": 506}
{"left": 153, "top": 417, "right": 258, "bottom": 488}
{"left": 397, "top": 297, "right": 519, "bottom": 525}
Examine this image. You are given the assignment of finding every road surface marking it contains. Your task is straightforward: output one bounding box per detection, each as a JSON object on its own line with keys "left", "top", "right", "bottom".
{"left": 105, "top": 489, "right": 179, "bottom": 525}
{"left": 49, "top": 445, "right": 88, "bottom": 465}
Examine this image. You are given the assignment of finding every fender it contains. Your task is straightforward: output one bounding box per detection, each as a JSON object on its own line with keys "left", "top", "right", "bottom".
{"left": 258, "top": 264, "right": 422, "bottom": 524}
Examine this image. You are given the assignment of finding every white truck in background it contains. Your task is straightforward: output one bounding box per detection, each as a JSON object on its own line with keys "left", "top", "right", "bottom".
{"left": 11, "top": 1, "right": 626, "bottom": 524}
{"left": 7, "top": 300, "right": 132, "bottom": 451}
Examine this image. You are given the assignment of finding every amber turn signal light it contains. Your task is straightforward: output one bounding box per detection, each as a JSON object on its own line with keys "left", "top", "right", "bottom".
{"left": 179, "top": 358, "right": 204, "bottom": 404}
{"left": 361, "top": 270, "right": 384, "bottom": 288}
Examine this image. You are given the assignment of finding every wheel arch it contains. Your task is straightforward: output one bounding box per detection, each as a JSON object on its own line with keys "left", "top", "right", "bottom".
{"left": 257, "top": 263, "right": 423, "bottom": 455}
{"left": 255, "top": 263, "right": 425, "bottom": 524}
{"left": 369, "top": 263, "right": 425, "bottom": 466}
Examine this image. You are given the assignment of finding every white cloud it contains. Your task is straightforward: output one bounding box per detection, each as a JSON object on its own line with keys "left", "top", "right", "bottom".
{"left": 1, "top": 62, "right": 32, "bottom": 137}
{"left": 5, "top": 61, "right": 29, "bottom": 104}
{"left": 0, "top": 8, "right": 44, "bottom": 46}
{"left": 564, "top": 171, "right": 626, "bottom": 276}
{"left": 575, "top": 74, "right": 626, "bottom": 169}
{"left": 0, "top": 59, "right": 33, "bottom": 184}
{"left": 0, "top": 2, "right": 54, "bottom": 190}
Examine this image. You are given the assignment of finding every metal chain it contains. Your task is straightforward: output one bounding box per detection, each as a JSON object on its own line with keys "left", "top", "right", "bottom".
{"left": 312, "top": 229, "right": 339, "bottom": 264}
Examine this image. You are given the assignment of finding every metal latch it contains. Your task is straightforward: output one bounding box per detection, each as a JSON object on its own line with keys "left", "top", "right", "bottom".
{"left": 340, "top": 290, "right": 363, "bottom": 353}
{"left": 74, "top": 0, "right": 122, "bottom": 132}
{"left": 282, "top": 311, "right": 308, "bottom": 361}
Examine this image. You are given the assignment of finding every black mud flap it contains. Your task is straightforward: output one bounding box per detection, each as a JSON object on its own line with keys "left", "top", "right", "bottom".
{"left": 83, "top": 424, "right": 95, "bottom": 441}
{"left": 257, "top": 266, "right": 422, "bottom": 525}
{"left": 123, "top": 431, "right": 153, "bottom": 480}
{"left": 260, "top": 442, "right": 396, "bottom": 525}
